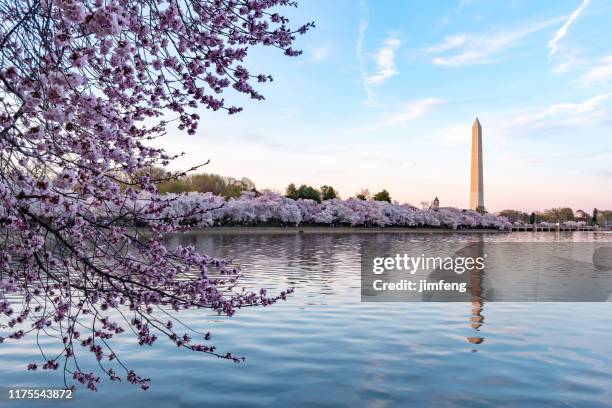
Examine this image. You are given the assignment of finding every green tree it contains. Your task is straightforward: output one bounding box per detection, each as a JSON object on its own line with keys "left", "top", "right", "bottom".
{"left": 285, "top": 183, "right": 299, "bottom": 200}
{"left": 297, "top": 184, "right": 321, "bottom": 203}
{"left": 529, "top": 212, "right": 536, "bottom": 224}
{"left": 601, "top": 210, "right": 612, "bottom": 225}
{"left": 320, "top": 185, "right": 338, "bottom": 201}
{"left": 373, "top": 189, "right": 391, "bottom": 203}
{"left": 355, "top": 188, "right": 370, "bottom": 201}
{"left": 498, "top": 210, "right": 529, "bottom": 223}
{"left": 543, "top": 207, "right": 574, "bottom": 223}
{"left": 593, "top": 208, "right": 599, "bottom": 225}
{"left": 158, "top": 179, "right": 191, "bottom": 194}
{"left": 220, "top": 176, "right": 256, "bottom": 198}
{"left": 223, "top": 183, "right": 246, "bottom": 198}
{"left": 119, "top": 166, "right": 175, "bottom": 191}
{"left": 559, "top": 207, "right": 575, "bottom": 222}
{"left": 189, "top": 173, "right": 226, "bottom": 195}
{"left": 127, "top": 170, "right": 258, "bottom": 197}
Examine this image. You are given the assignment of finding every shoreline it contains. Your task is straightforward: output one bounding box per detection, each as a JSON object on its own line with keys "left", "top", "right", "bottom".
{"left": 177, "top": 226, "right": 509, "bottom": 235}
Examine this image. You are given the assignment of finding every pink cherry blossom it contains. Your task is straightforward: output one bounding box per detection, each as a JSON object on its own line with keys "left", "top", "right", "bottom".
{"left": 140, "top": 191, "right": 512, "bottom": 231}
{"left": 0, "top": 0, "right": 311, "bottom": 391}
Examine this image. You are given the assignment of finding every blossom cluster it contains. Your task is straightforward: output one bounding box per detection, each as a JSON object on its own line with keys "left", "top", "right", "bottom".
{"left": 0, "top": 0, "right": 309, "bottom": 391}
{"left": 131, "top": 192, "right": 513, "bottom": 230}
{"left": 514, "top": 220, "right": 588, "bottom": 228}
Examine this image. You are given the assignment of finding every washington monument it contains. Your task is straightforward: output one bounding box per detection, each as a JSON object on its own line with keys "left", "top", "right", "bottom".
{"left": 470, "top": 118, "right": 484, "bottom": 211}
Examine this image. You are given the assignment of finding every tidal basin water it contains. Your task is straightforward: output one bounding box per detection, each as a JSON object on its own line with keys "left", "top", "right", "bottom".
{"left": 1, "top": 231, "right": 612, "bottom": 407}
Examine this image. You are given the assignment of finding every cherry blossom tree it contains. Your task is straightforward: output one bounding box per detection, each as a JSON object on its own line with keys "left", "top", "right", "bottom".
{"left": 0, "top": 0, "right": 311, "bottom": 391}
{"left": 150, "top": 191, "right": 513, "bottom": 230}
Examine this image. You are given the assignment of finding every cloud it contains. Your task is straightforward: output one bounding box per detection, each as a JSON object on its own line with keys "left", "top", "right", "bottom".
{"left": 357, "top": 28, "right": 401, "bottom": 104}
{"left": 534, "top": 93, "right": 610, "bottom": 121}
{"left": 433, "top": 50, "right": 493, "bottom": 66}
{"left": 352, "top": 98, "right": 445, "bottom": 134}
{"left": 355, "top": 0, "right": 375, "bottom": 104}
{"left": 311, "top": 45, "right": 331, "bottom": 62}
{"left": 548, "top": 0, "right": 590, "bottom": 58}
{"left": 491, "top": 93, "right": 612, "bottom": 138}
{"left": 385, "top": 98, "right": 446, "bottom": 125}
{"left": 580, "top": 56, "right": 612, "bottom": 87}
{"left": 428, "top": 17, "right": 565, "bottom": 66}
{"left": 426, "top": 35, "right": 467, "bottom": 53}
{"left": 596, "top": 169, "right": 612, "bottom": 179}
{"left": 551, "top": 54, "right": 585, "bottom": 74}
{"left": 355, "top": 1, "right": 403, "bottom": 104}
{"left": 438, "top": 94, "right": 611, "bottom": 146}
{"left": 356, "top": 20, "right": 368, "bottom": 66}
{"left": 365, "top": 36, "right": 401, "bottom": 85}
{"left": 552, "top": 61, "right": 573, "bottom": 74}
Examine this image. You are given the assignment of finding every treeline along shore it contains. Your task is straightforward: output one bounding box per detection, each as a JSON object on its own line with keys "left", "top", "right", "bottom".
{"left": 112, "top": 170, "right": 512, "bottom": 230}
{"left": 116, "top": 191, "right": 512, "bottom": 231}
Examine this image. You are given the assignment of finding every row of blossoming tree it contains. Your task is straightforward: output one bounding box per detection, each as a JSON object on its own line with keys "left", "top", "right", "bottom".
{"left": 121, "top": 192, "right": 513, "bottom": 230}
{"left": 0, "top": 0, "right": 312, "bottom": 392}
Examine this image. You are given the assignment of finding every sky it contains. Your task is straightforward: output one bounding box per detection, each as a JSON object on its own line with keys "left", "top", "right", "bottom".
{"left": 158, "top": 0, "right": 612, "bottom": 213}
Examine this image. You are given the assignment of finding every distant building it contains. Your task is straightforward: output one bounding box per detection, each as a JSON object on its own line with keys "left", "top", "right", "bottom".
{"left": 431, "top": 196, "right": 440, "bottom": 210}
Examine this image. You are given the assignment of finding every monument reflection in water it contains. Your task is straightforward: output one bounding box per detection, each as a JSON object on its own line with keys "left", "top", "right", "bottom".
{"left": 423, "top": 239, "right": 486, "bottom": 346}
{"left": 363, "top": 239, "right": 612, "bottom": 348}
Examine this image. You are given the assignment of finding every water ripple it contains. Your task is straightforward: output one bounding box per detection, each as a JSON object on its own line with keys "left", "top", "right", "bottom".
{"left": 0, "top": 232, "right": 611, "bottom": 407}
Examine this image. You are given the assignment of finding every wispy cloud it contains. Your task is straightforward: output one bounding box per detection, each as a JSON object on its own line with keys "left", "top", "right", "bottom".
{"left": 352, "top": 98, "right": 445, "bottom": 134}
{"left": 580, "top": 56, "right": 612, "bottom": 87}
{"left": 355, "top": 0, "right": 374, "bottom": 104}
{"left": 311, "top": 44, "right": 331, "bottom": 62}
{"left": 438, "top": 94, "right": 611, "bottom": 146}
{"left": 355, "top": 0, "right": 402, "bottom": 104}
{"left": 551, "top": 53, "right": 585, "bottom": 74}
{"left": 548, "top": 0, "right": 590, "bottom": 58}
{"left": 357, "top": 28, "right": 401, "bottom": 104}
{"left": 428, "top": 17, "right": 565, "bottom": 66}
{"left": 535, "top": 93, "right": 610, "bottom": 120}
{"left": 433, "top": 51, "right": 493, "bottom": 66}
{"left": 426, "top": 35, "right": 467, "bottom": 53}
{"left": 365, "top": 36, "right": 401, "bottom": 85}
{"left": 385, "top": 98, "right": 445, "bottom": 125}
{"left": 596, "top": 169, "right": 612, "bottom": 179}
{"left": 492, "top": 93, "right": 611, "bottom": 138}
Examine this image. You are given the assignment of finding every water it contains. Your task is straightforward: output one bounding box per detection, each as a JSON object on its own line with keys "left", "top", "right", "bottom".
{"left": 1, "top": 231, "right": 612, "bottom": 407}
